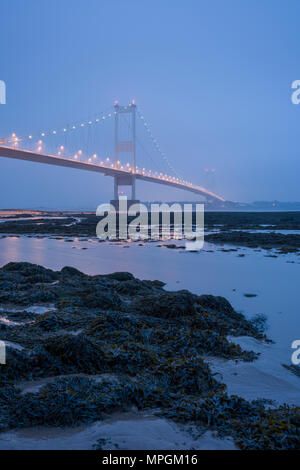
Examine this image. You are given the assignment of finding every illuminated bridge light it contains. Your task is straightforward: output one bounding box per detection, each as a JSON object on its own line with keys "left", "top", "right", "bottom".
{"left": 1, "top": 104, "right": 223, "bottom": 203}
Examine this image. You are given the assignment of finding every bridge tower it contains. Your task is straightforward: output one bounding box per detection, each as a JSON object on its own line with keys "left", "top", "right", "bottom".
{"left": 112, "top": 100, "right": 138, "bottom": 204}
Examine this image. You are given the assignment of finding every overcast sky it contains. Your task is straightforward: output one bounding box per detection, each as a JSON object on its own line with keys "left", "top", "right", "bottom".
{"left": 0, "top": 0, "right": 300, "bottom": 209}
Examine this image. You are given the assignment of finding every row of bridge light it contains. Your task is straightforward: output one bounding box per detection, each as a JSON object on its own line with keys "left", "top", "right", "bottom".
{"left": 7, "top": 105, "right": 181, "bottom": 181}
{"left": 71, "top": 151, "right": 192, "bottom": 185}
{"left": 7, "top": 133, "right": 194, "bottom": 187}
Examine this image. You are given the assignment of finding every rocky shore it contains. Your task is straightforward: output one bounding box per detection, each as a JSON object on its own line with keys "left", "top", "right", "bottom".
{"left": 206, "top": 231, "right": 300, "bottom": 253}
{"left": 1, "top": 211, "right": 300, "bottom": 252}
{"left": 0, "top": 262, "right": 299, "bottom": 449}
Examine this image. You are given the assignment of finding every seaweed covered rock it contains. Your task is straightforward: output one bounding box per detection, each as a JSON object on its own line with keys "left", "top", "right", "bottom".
{"left": 84, "top": 291, "right": 122, "bottom": 310}
{"left": 239, "top": 405, "right": 300, "bottom": 450}
{"left": 0, "top": 347, "right": 63, "bottom": 384}
{"left": 115, "top": 279, "right": 155, "bottom": 296}
{"left": 0, "top": 385, "right": 21, "bottom": 431}
{"left": 150, "top": 356, "right": 223, "bottom": 394}
{"left": 1, "top": 376, "right": 135, "bottom": 430}
{"left": 0, "top": 349, "right": 32, "bottom": 385}
{"left": 2, "top": 262, "right": 59, "bottom": 284}
{"left": 163, "top": 394, "right": 300, "bottom": 450}
{"left": 193, "top": 295, "right": 266, "bottom": 339}
{"left": 131, "top": 291, "right": 197, "bottom": 318}
{"left": 2, "top": 262, "right": 294, "bottom": 449}
{"left": 40, "top": 335, "right": 104, "bottom": 373}
{"left": 87, "top": 311, "right": 148, "bottom": 342}
{"left": 152, "top": 325, "right": 258, "bottom": 361}
{"left": 196, "top": 295, "right": 235, "bottom": 315}
{"left": 33, "top": 313, "right": 71, "bottom": 331}
{"left": 105, "top": 272, "right": 135, "bottom": 282}
{"left": 60, "top": 266, "right": 87, "bottom": 279}
{"left": 53, "top": 275, "right": 123, "bottom": 310}
{"left": 101, "top": 341, "right": 161, "bottom": 375}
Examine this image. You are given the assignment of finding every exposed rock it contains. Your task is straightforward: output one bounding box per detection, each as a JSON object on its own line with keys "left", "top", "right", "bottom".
{"left": 131, "top": 291, "right": 197, "bottom": 319}
{"left": 0, "top": 262, "right": 299, "bottom": 449}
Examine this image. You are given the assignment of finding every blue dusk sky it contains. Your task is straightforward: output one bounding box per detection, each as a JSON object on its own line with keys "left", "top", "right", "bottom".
{"left": 0, "top": 0, "right": 300, "bottom": 209}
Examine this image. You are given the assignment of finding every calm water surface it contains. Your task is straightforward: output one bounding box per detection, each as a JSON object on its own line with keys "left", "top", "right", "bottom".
{"left": 0, "top": 235, "right": 299, "bottom": 361}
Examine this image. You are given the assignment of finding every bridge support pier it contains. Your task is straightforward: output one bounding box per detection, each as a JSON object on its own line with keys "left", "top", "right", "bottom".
{"left": 131, "top": 175, "right": 136, "bottom": 201}
{"left": 113, "top": 174, "right": 137, "bottom": 200}
{"left": 111, "top": 174, "right": 139, "bottom": 211}
{"left": 114, "top": 177, "right": 118, "bottom": 201}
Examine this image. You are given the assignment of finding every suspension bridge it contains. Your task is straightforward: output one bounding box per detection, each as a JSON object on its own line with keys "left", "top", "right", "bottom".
{"left": 0, "top": 101, "right": 225, "bottom": 203}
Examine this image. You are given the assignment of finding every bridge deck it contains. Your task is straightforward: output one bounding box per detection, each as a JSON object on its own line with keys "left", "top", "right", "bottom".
{"left": 0, "top": 146, "right": 225, "bottom": 202}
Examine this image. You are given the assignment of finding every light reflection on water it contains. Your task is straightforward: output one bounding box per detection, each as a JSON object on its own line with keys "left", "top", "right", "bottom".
{"left": 0, "top": 235, "right": 299, "bottom": 360}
